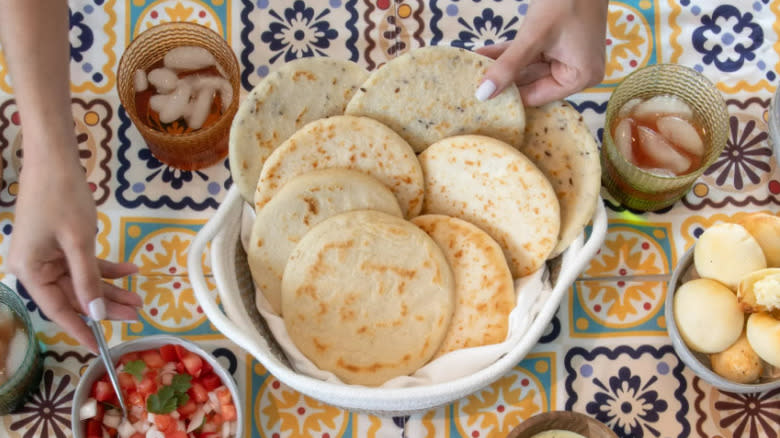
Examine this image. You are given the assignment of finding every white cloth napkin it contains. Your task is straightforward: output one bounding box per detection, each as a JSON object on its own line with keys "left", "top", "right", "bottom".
{"left": 239, "top": 206, "right": 554, "bottom": 387}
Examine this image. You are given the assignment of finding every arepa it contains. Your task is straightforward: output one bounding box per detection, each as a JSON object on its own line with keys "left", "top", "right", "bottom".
{"left": 281, "top": 210, "right": 455, "bottom": 386}
{"left": 518, "top": 101, "right": 601, "bottom": 257}
{"left": 345, "top": 46, "right": 525, "bottom": 153}
{"left": 254, "top": 115, "right": 424, "bottom": 218}
{"left": 412, "top": 214, "right": 515, "bottom": 358}
{"left": 229, "top": 58, "right": 368, "bottom": 203}
{"left": 248, "top": 169, "right": 403, "bottom": 315}
{"left": 419, "top": 135, "right": 560, "bottom": 277}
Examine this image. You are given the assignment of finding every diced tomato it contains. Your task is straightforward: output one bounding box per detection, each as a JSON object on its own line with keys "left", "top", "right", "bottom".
{"left": 160, "top": 344, "right": 178, "bottom": 362}
{"left": 188, "top": 382, "right": 208, "bottom": 403}
{"left": 200, "top": 359, "right": 213, "bottom": 375}
{"left": 85, "top": 419, "right": 102, "bottom": 438}
{"left": 221, "top": 403, "right": 237, "bottom": 421}
{"left": 166, "top": 432, "right": 188, "bottom": 438}
{"left": 181, "top": 352, "right": 203, "bottom": 378}
{"left": 127, "top": 391, "right": 145, "bottom": 407}
{"left": 118, "top": 351, "right": 141, "bottom": 365}
{"left": 93, "top": 381, "right": 114, "bottom": 402}
{"left": 130, "top": 433, "right": 145, "bottom": 438}
{"left": 175, "top": 361, "right": 185, "bottom": 374}
{"left": 137, "top": 375, "right": 157, "bottom": 396}
{"left": 118, "top": 372, "right": 136, "bottom": 391}
{"left": 174, "top": 344, "right": 187, "bottom": 360}
{"left": 154, "top": 413, "right": 176, "bottom": 433}
{"left": 199, "top": 373, "right": 221, "bottom": 391}
{"left": 140, "top": 350, "right": 166, "bottom": 368}
{"left": 94, "top": 402, "right": 105, "bottom": 422}
{"left": 215, "top": 387, "right": 232, "bottom": 406}
{"left": 104, "top": 426, "right": 118, "bottom": 437}
{"left": 177, "top": 398, "right": 198, "bottom": 417}
{"left": 209, "top": 413, "right": 223, "bottom": 426}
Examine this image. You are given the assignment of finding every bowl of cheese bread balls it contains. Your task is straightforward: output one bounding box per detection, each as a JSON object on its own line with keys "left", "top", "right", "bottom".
{"left": 666, "top": 212, "right": 780, "bottom": 392}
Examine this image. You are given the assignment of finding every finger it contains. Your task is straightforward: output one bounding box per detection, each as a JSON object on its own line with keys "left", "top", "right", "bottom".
{"left": 61, "top": 237, "right": 105, "bottom": 320}
{"left": 520, "top": 60, "right": 590, "bottom": 106}
{"left": 97, "top": 259, "right": 139, "bottom": 279}
{"left": 477, "top": 37, "right": 544, "bottom": 101}
{"left": 519, "top": 76, "right": 580, "bottom": 107}
{"left": 513, "top": 62, "right": 552, "bottom": 87}
{"left": 475, "top": 41, "right": 511, "bottom": 59}
{"left": 35, "top": 283, "right": 98, "bottom": 353}
{"left": 102, "top": 282, "right": 143, "bottom": 308}
{"left": 105, "top": 301, "right": 140, "bottom": 322}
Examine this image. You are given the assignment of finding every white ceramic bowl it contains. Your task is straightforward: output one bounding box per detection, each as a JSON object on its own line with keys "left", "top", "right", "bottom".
{"left": 665, "top": 247, "right": 780, "bottom": 393}
{"left": 71, "top": 334, "right": 243, "bottom": 438}
{"left": 770, "top": 86, "right": 780, "bottom": 169}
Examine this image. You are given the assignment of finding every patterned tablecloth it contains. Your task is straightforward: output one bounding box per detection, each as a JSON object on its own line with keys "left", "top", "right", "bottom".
{"left": 1, "top": 1, "right": 779, "bottom": 437}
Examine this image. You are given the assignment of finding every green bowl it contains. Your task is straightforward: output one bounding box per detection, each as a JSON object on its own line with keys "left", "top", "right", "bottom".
{"left": 0, "top": 281, "right": 43, "bottom": 415}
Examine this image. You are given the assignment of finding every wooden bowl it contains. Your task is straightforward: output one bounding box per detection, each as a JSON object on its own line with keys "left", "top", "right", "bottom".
{"left": 507, "top": 411, "right": 618, "bottom": 438}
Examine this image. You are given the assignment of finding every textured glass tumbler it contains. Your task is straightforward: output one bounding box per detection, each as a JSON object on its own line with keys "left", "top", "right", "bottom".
{"left": 117, "top": 22, "right": 240, "bottom": 170}
{"left": 0, "top": 282, "right": 42, "bottom": 415}
{"left": 601, "top": 64, "right": 728, "bottom": 211}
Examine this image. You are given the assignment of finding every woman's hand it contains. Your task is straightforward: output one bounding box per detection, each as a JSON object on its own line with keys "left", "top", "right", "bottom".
{"left": 1, "top": 0, "right": 142, "bottom": 353}
{"left": 8, "top": 146, "right": 141, "bottom": 352}
{"left": 475, "top": 0, "right": 609, "bottom": 106}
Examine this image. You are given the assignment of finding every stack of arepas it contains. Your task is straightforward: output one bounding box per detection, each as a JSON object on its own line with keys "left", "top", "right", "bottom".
{"left": 228, "top": 46, "right": 602, "bottom": 386}
{"left": 675, "top": 213, "right": 780, "bottom": 384}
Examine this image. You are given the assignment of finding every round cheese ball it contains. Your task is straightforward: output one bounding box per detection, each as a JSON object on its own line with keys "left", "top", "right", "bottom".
{"left": 694, "top": 223, "right": 766, "bottom": 290}
{"left": 674, "top": 278, "right": 744, "bottom": 354}
{"left": 746, "top": 312, "right": 780, "bottom": 368}
{"left": 709, "top": 332, "right": 763, "bottom": 384}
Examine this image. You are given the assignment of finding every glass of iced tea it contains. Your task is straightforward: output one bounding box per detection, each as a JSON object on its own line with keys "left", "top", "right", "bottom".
{"left": 0, "top": 282, "right": 42, "bottom": 414}
{"left": 601, "top": 64, "right": 728, "bottom": 211}
{"left": 117, "top": 22, "right": 240, "bottom": 170}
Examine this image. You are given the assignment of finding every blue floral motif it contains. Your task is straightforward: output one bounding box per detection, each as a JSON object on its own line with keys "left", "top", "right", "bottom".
{"left": 260, "top": 1, "right": 338, "bottom": 64}
{"left": 452, "top": 9, "right": 518, "bottom": 50}
{"left": 692, "top": 5, "right": 763, "bottom": 73}
{"left": 137, "top": 149, "right": 209, "bottom": 191}
{"left": 586, "top": 366, "right": 668, "bottom": 438}
{"left": 69, "top": 8, "right": 94, "bottom": 63}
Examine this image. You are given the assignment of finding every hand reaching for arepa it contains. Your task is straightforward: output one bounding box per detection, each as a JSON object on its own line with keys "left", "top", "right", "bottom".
{"left": 475, "top": 0, "right": 609, "bottom": 107}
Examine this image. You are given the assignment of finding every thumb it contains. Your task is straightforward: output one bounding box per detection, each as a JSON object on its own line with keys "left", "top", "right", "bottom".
{"left": 63, "top": 238, "right": 105, "bottom": 320}
{"left": 476, "top": 37, "right": 543, "bottom": 101}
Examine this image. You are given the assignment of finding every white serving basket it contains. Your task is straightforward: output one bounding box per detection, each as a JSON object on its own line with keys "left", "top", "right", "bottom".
{"left": 188, "top": 186, "right": 608, "bottom": 415}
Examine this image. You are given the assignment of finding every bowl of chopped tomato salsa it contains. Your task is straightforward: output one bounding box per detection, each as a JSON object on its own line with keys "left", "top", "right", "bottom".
{"left": 71, "top": 335, "right": 241, "bottom": 438}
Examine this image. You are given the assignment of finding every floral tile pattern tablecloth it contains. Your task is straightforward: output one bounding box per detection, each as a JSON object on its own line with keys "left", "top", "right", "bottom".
{"left": 1, "top": 1, "right": 779, "bottom": 437}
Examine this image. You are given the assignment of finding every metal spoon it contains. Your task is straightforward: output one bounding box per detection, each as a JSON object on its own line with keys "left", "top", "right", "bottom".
{"left": 86, "top": 317, "right": 128, "bottom": 418}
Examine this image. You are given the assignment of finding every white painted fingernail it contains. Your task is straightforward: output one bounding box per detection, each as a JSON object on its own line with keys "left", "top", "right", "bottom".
{"left": 475, "top": 80, "right": 496, "bottom": 102}
{"left": 88, "top": 298, "right": 106, "bottom": 321}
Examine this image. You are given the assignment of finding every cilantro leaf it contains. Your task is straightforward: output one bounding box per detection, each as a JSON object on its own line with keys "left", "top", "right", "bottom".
{"left": 175, "top": 392, "right": 190, "bottom": 408}
{"left": 123, "top": 360, "right": 146, "bottom": 381}
{"left": 145, "top": 374, "right": 193, "bottom": 414}
{"left": 147, "top": 386, "right": 177, "bottom": 414}
{"left": 170, "top": 373, "right": 192, "bottom": 393}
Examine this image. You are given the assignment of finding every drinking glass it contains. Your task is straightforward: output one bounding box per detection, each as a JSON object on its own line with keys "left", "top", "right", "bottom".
{"left": 117, "top": 22, "right": 240, "bottom": 170}
{"left": 601, "top": 64, "right": 729, "bottom": 211}
{"left": 0, "top": 281, "right": 42, "bottom": 415}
